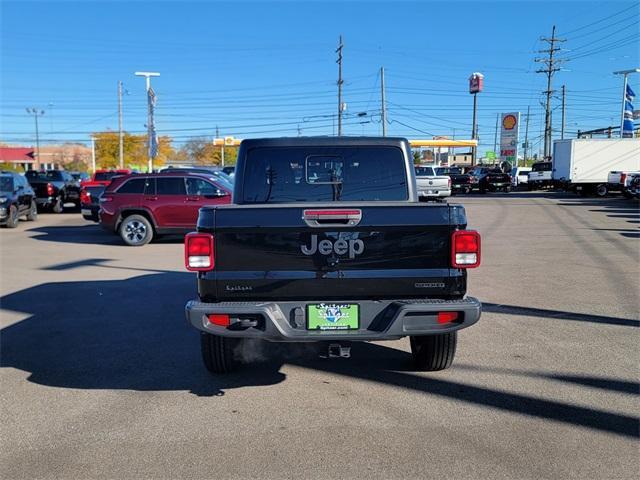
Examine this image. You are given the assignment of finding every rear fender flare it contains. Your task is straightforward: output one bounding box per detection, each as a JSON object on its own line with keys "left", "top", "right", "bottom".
{"left": 116, "top": 207, "right": 158, "bottom": 232}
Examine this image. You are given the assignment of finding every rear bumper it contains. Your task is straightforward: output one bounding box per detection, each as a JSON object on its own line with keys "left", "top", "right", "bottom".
{"left": 185, "top": 297, "right": 481, "bottom": 342}
{"left": 487, "top": 182, "right": 510, "bottom": 189}
{"left": 418, "top": 189, "right": 451, "bottom": 198}
{"left": 81, "top": 204, "right": 100, "bottom": 222}
{"left": 35, "top": 196, "right": 56, "bottom": 207}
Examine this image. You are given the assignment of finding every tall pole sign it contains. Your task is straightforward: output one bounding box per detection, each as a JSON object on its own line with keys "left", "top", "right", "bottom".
{"left": 469, "top": 72, "right": 484, "bottom": 166}
{"left": 613, "top": 68, "right": 639, "bottom": 138}
{"left": 500, "top": 112, "right": 520, "bottom": 167}
{"left": 134, "top": 71, "right": 160, "bottom": 172}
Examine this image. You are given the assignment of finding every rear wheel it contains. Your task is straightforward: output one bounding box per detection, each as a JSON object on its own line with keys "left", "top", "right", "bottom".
{"left": 5, "top": 205, "right": 19, "bottom": 228}
{"left": 410, "top": 332, "right": 457, "bottom": 371}
{"left": 52, "top": 197, "right": 64, "bottom": 213}
{"left": 119, "top": 214, "right": 153, "bottom": 246}
{"left": 201, "top": 333, "right": 241, "bottom": 374}
{"left": 596, "top": 184, "right": 608, "bottom": 197}
{"left": 26, "top": 201, "right": 38, "bottom": 221}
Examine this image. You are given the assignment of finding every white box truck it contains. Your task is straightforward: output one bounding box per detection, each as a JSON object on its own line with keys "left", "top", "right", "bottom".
{"left": 553, "top": 138, "right": 640, "bottom": 196}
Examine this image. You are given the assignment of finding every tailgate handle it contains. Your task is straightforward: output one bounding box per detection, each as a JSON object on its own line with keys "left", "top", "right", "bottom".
{"left": 303, "top": 209, "right": 362, "bottom": 227}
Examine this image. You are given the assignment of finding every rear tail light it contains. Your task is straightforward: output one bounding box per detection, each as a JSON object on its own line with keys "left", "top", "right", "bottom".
{"left": 185, "top": 232, "right": 214, "bottom": 271}
{"left": 451, "top": 230, "right": 481, "bottom": 268}
{"left": 437, "top": 312, "right": 459, "bottom": 324}
{"left": 620, "top": 173, "right": 626, "bottom": 185}
{"left": 207, "top": 314, "right": 230, "bottom": 327}
{"left": 46, "top": 183, "right": 54, "bottom": 196}
{"left": 80, "top": 189, "right": 91, "bottom": 205}
{"left": 447, "top": 177, "right": 451, "bottom": 189}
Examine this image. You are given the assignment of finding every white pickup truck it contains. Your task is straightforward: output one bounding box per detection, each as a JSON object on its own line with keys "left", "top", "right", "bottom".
{"left": 607, "top": 170, "right": 640, "bottom": 198}
{"left": 414, "top": 166, "right": 451, "bottom": 200}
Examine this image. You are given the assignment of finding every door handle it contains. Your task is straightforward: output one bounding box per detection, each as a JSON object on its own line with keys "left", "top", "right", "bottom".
{"left": 303, "top": 209, "right": 362, "bottom": 227}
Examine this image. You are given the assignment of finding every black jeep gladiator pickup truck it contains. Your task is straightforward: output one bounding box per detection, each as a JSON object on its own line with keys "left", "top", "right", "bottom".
{"left": 185, "top": 137, "right": 482, "bottom": 373}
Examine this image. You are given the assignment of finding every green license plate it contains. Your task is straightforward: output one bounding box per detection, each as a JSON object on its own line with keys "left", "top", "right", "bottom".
{"left": 307, "top": 304, "right": 359, "bottom": 330}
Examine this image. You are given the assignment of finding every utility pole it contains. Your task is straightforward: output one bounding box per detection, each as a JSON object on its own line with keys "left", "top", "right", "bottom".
{"left": 118, "top": 80, "right": 124, "bottom": 169}
{"left": 535, "top": 25, "right": 565, "bottom": 159}
{"left": 134, "top": 71, "right": 160, "bottom": 173}
{"left": 26, "top": 108, "right": 45, "bottom": 170}
{"left": 560, "top": 84, "right": 566, "bottom": 140}
{"left": 493, "top": 113, "right": 499, "bottom": 154}
{"left": 336, "top": 35, "right": 344, "bottom": 136}
{"left": 523, "top": 105, "right": 530, "bottom": 166}
{"left": 380, "top": 66, "right": 387, "bottom": 136}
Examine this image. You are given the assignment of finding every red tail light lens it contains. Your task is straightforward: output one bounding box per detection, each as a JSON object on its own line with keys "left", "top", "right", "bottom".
{"left": 451, "top": 230, "right": 481, "bottom": 268}
{"left": 620, "top": 173, "right": 626, "bottom": 184}
{"left": 448, "top": 177, "right": 452, "bottom": 189}
{"left": 207, "top": 314, "right": 230, "bottom": 327}
{"left": 185, "top": 232, "right": 214, "bottom": 271}
{"left": 80, "top": 189, "right": 91, "bottom": 205}
{"left": 46, "top": 183, "right": 54, "bottom": 196}
{"left": 438, "top": 312, "right": 459, "bottom": 324}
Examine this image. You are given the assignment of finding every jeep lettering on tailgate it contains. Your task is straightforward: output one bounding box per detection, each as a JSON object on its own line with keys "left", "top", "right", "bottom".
{"left": 301, "top": 234, "right": 365, "bottom": 259}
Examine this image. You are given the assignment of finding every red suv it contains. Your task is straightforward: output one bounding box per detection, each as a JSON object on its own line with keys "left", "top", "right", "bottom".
{"left": 99, "top": 172, "right": 232, "bottom": 246}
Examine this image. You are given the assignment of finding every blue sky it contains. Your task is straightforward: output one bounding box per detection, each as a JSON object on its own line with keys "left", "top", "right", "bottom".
{"left": 1, "top": 0, "right": 638, "bottom": 156}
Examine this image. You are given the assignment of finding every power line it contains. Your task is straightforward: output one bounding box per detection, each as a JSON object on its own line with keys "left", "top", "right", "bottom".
{"left": 558, "top": 4, "right": 638, "bottom": 36}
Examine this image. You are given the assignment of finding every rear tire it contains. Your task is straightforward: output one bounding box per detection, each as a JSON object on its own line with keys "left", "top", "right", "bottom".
{"left": 410, "top": 332, "right": 457, "bottom": 371}
{"left": 201, "top": 333, "right": 241, "bottom": 374}
{"left": 119, "top": 214, "right": 153, "bottom": 246}
{"left": 52, "top": 197, "right": 64, "bottom": 213}
{"left": 26, "top": 201, "right": 38, "bottom": 221}
{"left": 596, "top": 184, "right": 608, "bottom": 197}
{"left": 5, "top": 205, "right": 18, "bottom": 228}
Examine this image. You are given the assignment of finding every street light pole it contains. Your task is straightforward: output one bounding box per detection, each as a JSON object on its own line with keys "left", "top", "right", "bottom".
{"left": 26, "top": 108, "right": 45, "bottom": 170}
{"left": 118, "top": 80, "right": 124, "bottom": 169}
{"left": 614, "top": 68, "right": 639, "bottom": 138}
{"left": 134, "top": 71, "right": 160, "bottom": 172}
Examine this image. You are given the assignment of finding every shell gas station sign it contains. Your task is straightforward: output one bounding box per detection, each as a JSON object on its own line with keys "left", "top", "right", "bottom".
{"left": 500, "top": 112, "right": 520, "bottom": 164}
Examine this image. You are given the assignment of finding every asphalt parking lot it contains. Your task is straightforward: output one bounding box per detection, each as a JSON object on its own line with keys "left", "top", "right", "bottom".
{"left": 1, "top": 192, "right": 638, "bottom": 479}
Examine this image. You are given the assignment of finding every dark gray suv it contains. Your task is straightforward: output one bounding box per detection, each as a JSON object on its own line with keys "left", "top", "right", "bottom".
{"left": 0, "top": 171, "right": 38, "bottom": 228}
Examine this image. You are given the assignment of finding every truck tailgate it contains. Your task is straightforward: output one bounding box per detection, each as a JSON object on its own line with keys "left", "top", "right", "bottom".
{"left": 197, "top": 203, "right": 466, "bottom": 302}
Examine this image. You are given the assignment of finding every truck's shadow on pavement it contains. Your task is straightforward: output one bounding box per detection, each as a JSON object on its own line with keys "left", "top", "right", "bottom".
{"left": 26, "top": 224, "right": 186, "bottom": 246}
{"left": 1, "top": 272, "right": 638, "bottom": 438}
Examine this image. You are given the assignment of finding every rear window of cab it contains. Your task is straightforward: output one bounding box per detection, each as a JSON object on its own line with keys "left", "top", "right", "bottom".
{"left": 242, "top": 146, "right": 408, "bottom": 203}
